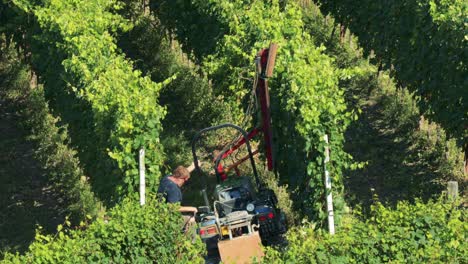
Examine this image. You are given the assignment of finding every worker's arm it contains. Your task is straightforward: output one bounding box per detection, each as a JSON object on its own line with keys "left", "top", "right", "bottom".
{"left": 179, "top": 206, "right": 198, "bottom": 213}
{"left": 186, "top": 161, "right": 202, "bottom": 173}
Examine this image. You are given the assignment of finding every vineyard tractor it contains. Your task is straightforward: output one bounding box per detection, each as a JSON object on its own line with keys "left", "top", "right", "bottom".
{"left": 190, "top": 44, "right": 287, "bottom": 263}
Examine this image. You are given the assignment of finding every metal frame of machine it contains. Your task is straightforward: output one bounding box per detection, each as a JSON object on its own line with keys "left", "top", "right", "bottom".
{"left": 190, "top": 44, "right": 285, "bottom": 263}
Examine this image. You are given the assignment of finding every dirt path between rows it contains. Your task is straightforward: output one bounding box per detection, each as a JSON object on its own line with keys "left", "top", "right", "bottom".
{"left": 0, "top": 96, "right": 62, "bottom": 255}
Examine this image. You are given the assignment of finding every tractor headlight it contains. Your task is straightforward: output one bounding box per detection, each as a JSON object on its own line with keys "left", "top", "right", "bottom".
{"left": 246, "top": 203, "right": 255, "bottom": 212}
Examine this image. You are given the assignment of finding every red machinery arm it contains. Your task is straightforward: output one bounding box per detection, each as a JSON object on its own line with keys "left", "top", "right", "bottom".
{"left": 216, "top": 44, "right": 277, "bottom": 180}
{"left": 258, "top": 43, "right": 277, "bottom": 171}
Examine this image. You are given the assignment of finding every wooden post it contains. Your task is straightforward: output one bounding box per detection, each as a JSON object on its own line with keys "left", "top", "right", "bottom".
{"left": 139, "top": 149, "right": 146, "bottom": 206}
{"left": 340, "top": 24, "right": 346, "bottom": 43}
{"left": 447, "top": 181, "right": 458, "bottom": 200}
{"left": 324, "top": 134, "right": 335, "bottom": 235}
{"left": 464, "top": 144, "right": 467, "bottom": 175}
{"left": 143, "top": 0, "right": 150, "bottom": 16}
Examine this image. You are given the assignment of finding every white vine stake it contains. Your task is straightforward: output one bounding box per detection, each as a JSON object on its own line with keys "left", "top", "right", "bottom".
{"left": 139, "top": 148, "right": 146, "bottom": 206}
{"left": 324, "top": 134, "right": 335, "bottom": 235}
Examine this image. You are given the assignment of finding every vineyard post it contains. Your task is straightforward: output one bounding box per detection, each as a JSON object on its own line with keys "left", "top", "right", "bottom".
{"left": 447, "top": 181, "right": 458, "bottom": 200}
{"left": 324, "top": 134, "right": 335, "bottom": 235}
{"left": 139, "top": 148, "right": 146, "bottom": 206}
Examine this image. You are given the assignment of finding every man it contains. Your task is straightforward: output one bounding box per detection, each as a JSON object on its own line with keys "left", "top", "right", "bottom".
{"left": 158, "top": 163, "right": 198, "bottom": 212}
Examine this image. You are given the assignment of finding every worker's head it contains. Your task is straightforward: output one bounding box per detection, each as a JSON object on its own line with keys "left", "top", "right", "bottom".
{"left": 172, "top": 166, "right": 190, "bottom": 187}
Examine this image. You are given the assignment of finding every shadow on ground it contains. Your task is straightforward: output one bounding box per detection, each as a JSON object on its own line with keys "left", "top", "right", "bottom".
{"left": 343, "top": 87, "right": 446, "bottom": 212}
{"left": 0, "top": 97, "right": 63, "bottom": 255}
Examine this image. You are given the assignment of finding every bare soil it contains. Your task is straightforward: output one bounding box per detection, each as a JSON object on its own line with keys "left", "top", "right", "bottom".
{"left": 0, "top": 97, "right": 62, "bottom": 256}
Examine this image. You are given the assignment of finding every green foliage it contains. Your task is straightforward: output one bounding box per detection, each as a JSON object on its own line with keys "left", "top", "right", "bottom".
{"left": 345, "top": 74, "right": 466, "bottom": 208}
{"left": 0, "top": 41, "right": 102, "bottom": 225}
{"left": 300, "top": 3, "right": 365, "bottom": 70}
{"left": 263, "top": 198, "right": 467, "bottom": 263}
{"left": 315, "top": 0, "right": 467, "bottom": 151}
{"left": 150, "top": 0, "right": 227, "bottom": 64}
{"left": 260, "top": 170, "right": 301, "bottom": 225}
{"left": 7, "top": 0, "right": 168, "bottom": 202}
{"left": 2, "top": 196, "right": 205, "bottom": 263}
{"left": 116, "top": 11, "right": 226, "bottom": 171}
{"left": 299, "top": 2, "right": 465, "bottom": 206}
{"left": 379, "top": 82, "right": 465, "bottom": 187}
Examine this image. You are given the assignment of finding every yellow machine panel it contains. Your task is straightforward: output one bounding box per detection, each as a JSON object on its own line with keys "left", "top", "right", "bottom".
{"left": 217, "top": 232, "right": 264, "bottom": 264}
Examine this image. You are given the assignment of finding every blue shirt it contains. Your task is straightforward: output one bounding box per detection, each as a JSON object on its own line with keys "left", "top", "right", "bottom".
{"left": 157, "top": 176, "right": 182, "bottom": 203}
